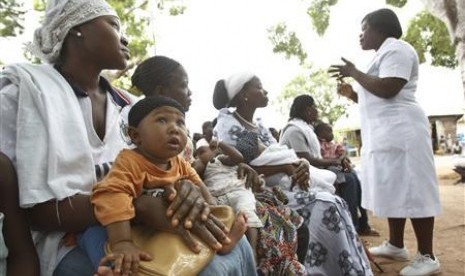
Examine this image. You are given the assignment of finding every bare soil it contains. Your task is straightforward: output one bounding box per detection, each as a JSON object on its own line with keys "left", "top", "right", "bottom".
{"left": 360, "top": 155, "right": 465, "bottom": 275}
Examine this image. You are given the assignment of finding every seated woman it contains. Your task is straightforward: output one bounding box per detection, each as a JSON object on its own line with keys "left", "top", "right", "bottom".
{"left": 0, "top": 2, "right": 254, "bottom": 275}
{"left": 280, "top": 95, "right": 377, "bottom": 236}
{"left": 213, "top": 72, "right": 373, "bottom": 275}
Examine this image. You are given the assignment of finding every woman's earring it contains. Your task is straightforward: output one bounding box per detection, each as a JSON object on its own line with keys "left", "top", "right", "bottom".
{"left": 76, "top": 31, "right": 82, "bottom": 37}
{"left": 244, "top": 97, "right": 248, "bottom": 102}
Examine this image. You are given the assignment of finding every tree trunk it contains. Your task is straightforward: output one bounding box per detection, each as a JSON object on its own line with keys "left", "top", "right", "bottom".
{"left": 420, "top": 0, "right": 465, "bottom": 101}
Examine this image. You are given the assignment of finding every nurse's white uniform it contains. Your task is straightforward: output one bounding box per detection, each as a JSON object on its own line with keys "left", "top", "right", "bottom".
{"left": 358, "top": 37, "right": 441, "bottom": 218}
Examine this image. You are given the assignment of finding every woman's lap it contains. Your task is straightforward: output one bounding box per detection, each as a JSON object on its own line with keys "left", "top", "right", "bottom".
{"left": 62, "top": 227, "right": 256, "bottom": 276}
{"left": 199, "top": 236, "right": 257, "bottom": 276}
{"left": 295, "top": 192, "right": 372, "bottom": 275}
{"left": 53, "top": 246, "right": 94, "bottom": 276}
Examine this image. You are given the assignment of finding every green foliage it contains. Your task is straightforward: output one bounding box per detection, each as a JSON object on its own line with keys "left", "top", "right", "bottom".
{"left": 267, "top": 23, "right": 307, "bottom": 65}
{"left": 157, "top": 0, "right": 187, "bottom": 16}
{"left": 385, "top": 0, "right": 407, "bottom": 8}
{"left": 0, "top": 0, "right": 25, "bottom": 37}
{"left": 404, "top": 11, "right": 458, "bottom": 68}
{"left": 306, "top": 0, "right": 338, "bottom": 36}
{"left": 33, "top": 0, "right": 46, "bottom": 11}
{"left": 276, "top": 65, "right": 350, "bottom": 125}
{"left": 169, "top": 5, "right": 186, "bottom": 15}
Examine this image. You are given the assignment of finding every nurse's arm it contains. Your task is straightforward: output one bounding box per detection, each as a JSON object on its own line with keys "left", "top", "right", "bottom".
{"left": 351, "top": 70, "right": 407, "bottom": 99}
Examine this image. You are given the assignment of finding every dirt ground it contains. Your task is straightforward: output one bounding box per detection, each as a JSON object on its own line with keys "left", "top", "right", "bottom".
{"left": 357, "top": 155, "right": 465, "bottom": 275}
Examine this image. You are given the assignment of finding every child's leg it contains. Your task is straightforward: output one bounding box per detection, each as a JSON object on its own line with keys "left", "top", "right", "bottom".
{"left": 77, "top": 225, "right": 108, "bottom": 269}
{"left": 217, "top": 212, "right": 247, "bottom": 255}
{"left": 245, "top": 227, "right": 259, "bottom": 264}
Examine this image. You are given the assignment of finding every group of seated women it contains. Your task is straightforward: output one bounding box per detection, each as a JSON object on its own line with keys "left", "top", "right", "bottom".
{"left": 0, "top": 0, "right": 374, "bottom": 275}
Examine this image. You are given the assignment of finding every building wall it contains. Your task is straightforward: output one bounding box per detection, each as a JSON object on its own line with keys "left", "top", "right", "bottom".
{"left": 339, "top": 115, "right": 463, "bottom": 155}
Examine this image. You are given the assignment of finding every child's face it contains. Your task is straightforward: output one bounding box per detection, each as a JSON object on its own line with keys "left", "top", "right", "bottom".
{"left": 130, "top": 106, "right": 187, "bottom": 163}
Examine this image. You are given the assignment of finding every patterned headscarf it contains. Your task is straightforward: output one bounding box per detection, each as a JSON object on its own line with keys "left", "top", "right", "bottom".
{"left": 31, "top": 0, "right": 118, "bottom": 63}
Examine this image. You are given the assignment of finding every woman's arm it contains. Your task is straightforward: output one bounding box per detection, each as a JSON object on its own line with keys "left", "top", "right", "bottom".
{"left": 0, "top": 153, "right": 40, "bottom": 276}
{"left": 296, "top": 151, "right": 342, "bottom": 169}
{"left": 134, "top": 180, "right": 229, "bottom": 252}
{"left": 27, "top": 194, "right": 98, "bottom": 233}
{"left": 251, "top": 164, "right": 295, "bottom": 177}
{"left": 330, "top": 57, "right": 406, "bottom": 99}
{"left": 216, "top": 141, "right": 244, "bottom": 166}
{"left": 252, "top": 160, "right": 309, "bottom": 191}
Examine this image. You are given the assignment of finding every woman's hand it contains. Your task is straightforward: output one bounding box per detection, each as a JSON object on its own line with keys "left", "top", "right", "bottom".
{"left": 164, "top": 180, "right": 230, "bottom": 251}
{"left": 290, "top": 159, "right": 310, "bottom": 191}
{"left": 340, "top": 157, "right": 352, "bottom": 171}
{"left": 328, "top": 57, "right": 357, "bottom": 79}
{"left": 164, "top": 179, "right": 211, "bottom": 227}
{"left": 110, "top": 241, "right": 152, "bottom": 276}
{"left": 337, "top": 82, "right": 355, "bottom": 99}
{"left": 134, "top": 181, "right": 230, "bottom": 252}
{"left": 237, "top": 163, "right": 260, "bottom": 190}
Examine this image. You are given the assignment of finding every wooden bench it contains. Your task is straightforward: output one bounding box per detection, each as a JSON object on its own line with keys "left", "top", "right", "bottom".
{"left": 453, "top": 166, "right": 465, "bottom": 184}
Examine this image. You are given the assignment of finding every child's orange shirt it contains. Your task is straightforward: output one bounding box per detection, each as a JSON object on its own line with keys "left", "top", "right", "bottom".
{"left": 91, "top": 149, "right": 202, "bottom": 226}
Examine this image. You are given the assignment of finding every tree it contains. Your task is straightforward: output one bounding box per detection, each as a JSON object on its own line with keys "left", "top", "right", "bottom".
{"left": 267, "top": 23, "right": 307, "bottom": 65}
{"left": 404, "top": 11, "right": 457, "bottom": 67}
{"left": 0, "top": 0, "right": 25, "bottom": 37}
{"left": 420, "top": 0, "right": 465, "bottom": 99}
{"left": 276, "top": 65, "right": 350, "bottom": 125}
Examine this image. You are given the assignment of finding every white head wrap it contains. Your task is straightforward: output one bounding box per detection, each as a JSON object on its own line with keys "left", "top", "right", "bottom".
{"left": 224, "top": 72, "right": 255, "bottom": 101}
{"left": 31, "top": 0, "right": 118, "bottom": 63}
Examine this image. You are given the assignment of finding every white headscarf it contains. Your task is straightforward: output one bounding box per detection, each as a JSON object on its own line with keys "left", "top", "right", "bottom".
{"left": 224, "top": 72, "right": 255, "bottom": 102}
{"left": 31, "top": 0, "right": 118, "bottom": 63}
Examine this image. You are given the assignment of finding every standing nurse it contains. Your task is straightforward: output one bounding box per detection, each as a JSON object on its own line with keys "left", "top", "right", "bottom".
{"left": 329, "top": 8, "right": 441, "bottom": 276}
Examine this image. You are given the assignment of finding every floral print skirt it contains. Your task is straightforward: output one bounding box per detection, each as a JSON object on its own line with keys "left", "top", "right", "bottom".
{"left": 293, "top": 191, "right": 373, "bottom": 276}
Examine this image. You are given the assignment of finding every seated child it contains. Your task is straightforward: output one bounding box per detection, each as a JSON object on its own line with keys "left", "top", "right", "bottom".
{"left": 196, "top": 139, "right": 263, "bottom": 261}
{"left": 82, "top": 96, "right": 247, "bottom": 274}
{"left": 314, "top": 122, "right": 350, "bottom": 185}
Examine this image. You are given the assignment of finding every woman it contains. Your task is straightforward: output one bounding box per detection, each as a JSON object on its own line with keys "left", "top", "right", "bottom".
{"left": 280, "top": 94, "right": 377, "bottom": 236}
{"left": 329, "top": 8, "right": 441, "bottom": 276}
{"left": 0, "top": 2, "right": 248, "bottom": 275}
{"left": 131, "top": 55, "right": 257, "bottom": 275}
{"left": 213, "top": 73, "right": 373, "bottom": 275}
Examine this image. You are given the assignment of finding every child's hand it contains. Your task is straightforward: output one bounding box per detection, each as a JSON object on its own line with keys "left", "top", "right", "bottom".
{"left": 209, "top": 139, "right": 220, "bottom": 150}
{"left": 94, "top": 253, "right": 121, "bottom": 276}
{"left": 111, "top": 241, "right": 153, "bottom": 276}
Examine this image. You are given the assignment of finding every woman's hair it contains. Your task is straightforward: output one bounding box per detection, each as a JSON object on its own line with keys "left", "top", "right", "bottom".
{"left": 362, "top": 8, "right": 402, "bottom": 39}
{"left": 289, "top": 94, "right": 315, "bottom": 120}
{"left": 131, "top": 56, "right": 181, "bottom": 97}
{"left": 213, "top": 79, "right": 230, "bottom": 110}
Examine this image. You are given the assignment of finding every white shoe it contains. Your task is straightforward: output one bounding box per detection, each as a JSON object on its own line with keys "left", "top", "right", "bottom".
{"left": 369, "top": 241, "right": 409, "bottom": 261}
{"left": 399, "top": 253, "right": 441, "bottom": 276}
